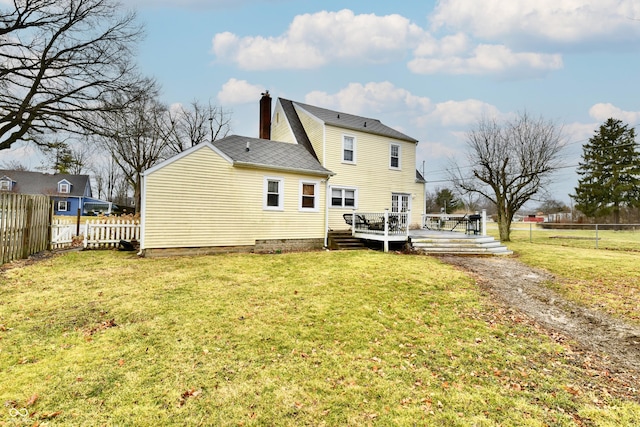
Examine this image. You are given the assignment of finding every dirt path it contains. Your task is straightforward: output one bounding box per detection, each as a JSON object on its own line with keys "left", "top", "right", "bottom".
{"left": 439, "top": 256, "right": 640, "bottom": 374}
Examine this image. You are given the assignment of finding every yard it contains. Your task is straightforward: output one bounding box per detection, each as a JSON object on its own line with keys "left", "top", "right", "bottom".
{"left": 1, "top": 248, "right": 639, "bottom": 426}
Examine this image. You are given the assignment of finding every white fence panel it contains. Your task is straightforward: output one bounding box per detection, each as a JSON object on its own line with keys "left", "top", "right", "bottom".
{"left": 84, "top": 219, "right": 140, "bottom": 249}
{"left": 51, "top": 219, "right": 75, "bottom": 249}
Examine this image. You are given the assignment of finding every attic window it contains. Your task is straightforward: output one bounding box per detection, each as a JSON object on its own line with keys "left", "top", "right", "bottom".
{"left": 58, "top": 181, "right": 70, "bottom": 193}
{"left": 0, "top": 179, "right": 11, "bottom": 191}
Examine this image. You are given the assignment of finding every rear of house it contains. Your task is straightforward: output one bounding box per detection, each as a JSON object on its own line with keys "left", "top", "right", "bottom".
{"left": 271, "top": 98, "right": 426, "bottom": 231}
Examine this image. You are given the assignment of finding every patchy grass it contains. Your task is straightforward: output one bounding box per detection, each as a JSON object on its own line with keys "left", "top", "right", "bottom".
{"left": 1, "top": 250, "right": 639, "bottom": 426}
{"left": 505, "top": 241, "right": 640, "bottom": 325}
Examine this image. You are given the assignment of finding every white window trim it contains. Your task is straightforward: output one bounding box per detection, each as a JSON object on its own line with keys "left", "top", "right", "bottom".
{"left": 57, "top": 200, "right": 69, "bottom": 212}
{"left": 58, "top": 181, "right": 70, "bottom": 194}
{"left": 299, "top": 180, "right": 319, "bottom": 212}
{"left": 0, "top": 179, "right": 11, "bottom": 191}
{"left": 330, "top": 186, "right": 358, "bottom": 209}
{"left": 389, "top": 143, "right": 401, "bottom": 170}
{"left": 342, "top": 135, "right": 356, "bottom": 164}
{"left": 263, "top": 176, "right": 284, "bottom": 211}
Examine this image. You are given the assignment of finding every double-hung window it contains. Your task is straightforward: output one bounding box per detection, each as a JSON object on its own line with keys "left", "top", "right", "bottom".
{"left": 390, "top": 143, "right": 401, "bottom": 169}
{"left": 0, "top": 179, "right": 10, "bottom": 191}
{"left": 342, "top": 135, "right": 355, "bottom": 163}
{"left": 299, "top": 181, "right": 319, "bottom": 211}
{"left": 58, "top": 181, "right": 70, "bottom": 194}
{"left": 331, "top": 187, "right": 357, "bottom": 208}
{"left": 57, "top": 200, "right": 68, "bottom": 212}
{"left": 264, "top": 177, "right": 284, "bottom": 210}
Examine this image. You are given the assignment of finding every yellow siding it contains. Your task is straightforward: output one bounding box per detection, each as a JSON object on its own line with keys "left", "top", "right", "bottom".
{"left": 270, "top": 103, "right": 296, "bottom": 144}
{"left": 323, "top": 126, "right": 425, "bottom": 230}
{"left": 294, "top": 105, "right": 325, "bottom": 163}
{"left": 142, "top": 146, "right": 326, "bottom": 249}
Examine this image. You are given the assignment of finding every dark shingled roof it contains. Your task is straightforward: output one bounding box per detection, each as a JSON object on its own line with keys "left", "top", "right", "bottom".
{"left": 281, "top": 98, "right": 418, "bottom": 144}
{"left": 0, "top": 169, "right": 91, "bottom": 197}
{"left": 213, "top": 135, "right": 333, "bottom": 177}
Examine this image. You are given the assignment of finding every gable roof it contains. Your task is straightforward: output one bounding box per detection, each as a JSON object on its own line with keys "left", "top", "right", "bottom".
{"left": 214, "top": 135, "right": 334, "bottom": 177}
{"left": 0, "top": 169, "right": 91, "bottom": 197}
{"left": 281, "top": 98, "right": 419, "bottom": 144}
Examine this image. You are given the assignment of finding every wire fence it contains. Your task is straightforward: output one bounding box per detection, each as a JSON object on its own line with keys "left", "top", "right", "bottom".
{"left": 487, "top": 222, "right": 640, "bottom": 250}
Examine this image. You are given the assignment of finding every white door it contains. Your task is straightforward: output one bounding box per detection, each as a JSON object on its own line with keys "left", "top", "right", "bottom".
{"left": 391, "top": 193, "right": 410, "bottom": 229}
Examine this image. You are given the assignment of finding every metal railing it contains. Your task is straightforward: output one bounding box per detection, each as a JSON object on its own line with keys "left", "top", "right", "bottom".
{"left": 423, "top": 211, "right": 486, "bottom": 235}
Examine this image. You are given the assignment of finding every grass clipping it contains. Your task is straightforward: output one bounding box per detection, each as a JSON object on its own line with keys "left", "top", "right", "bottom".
{"left": 0, "top": 250, "right": 639, "bottom": 426}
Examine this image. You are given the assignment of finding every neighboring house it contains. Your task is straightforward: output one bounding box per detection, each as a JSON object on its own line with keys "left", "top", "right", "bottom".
{"left": 140, "top": 92, "right": 426, "bottom": 256}
{"left": 0, "top": 170, "right": 112, "bottom": 216}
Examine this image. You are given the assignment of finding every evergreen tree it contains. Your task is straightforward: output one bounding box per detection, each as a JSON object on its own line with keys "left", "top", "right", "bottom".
{"left": 573, "top": 118, "right": 640, "bottom": 223}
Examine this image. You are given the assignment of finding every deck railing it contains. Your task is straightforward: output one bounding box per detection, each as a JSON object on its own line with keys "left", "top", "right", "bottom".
{"left": 344, "top": 209, "right": 409, "bottom": 252}
{"left": 422, "top": 211, "right": 487, "bottom": 236}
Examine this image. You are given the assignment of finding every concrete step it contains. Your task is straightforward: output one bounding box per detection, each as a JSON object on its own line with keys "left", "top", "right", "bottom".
{"left": 410, "top": 235, "right": 512, "bottom": 256}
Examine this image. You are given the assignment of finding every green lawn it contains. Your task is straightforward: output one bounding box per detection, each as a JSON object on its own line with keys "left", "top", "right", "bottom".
{"left": 1, "top": 250, "right": 639, "bottom": 426}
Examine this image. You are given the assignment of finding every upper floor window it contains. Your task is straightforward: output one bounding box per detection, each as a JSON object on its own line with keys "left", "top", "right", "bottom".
{"left": 58, "top": 180, "right": 70, "bottom": 194}
{"left": 299, "top": 181, "right": 319, "bottom": 211}
{"left": 390, "top": 143, "right": 401, "bottom": 169}
{"left": 57, "top": 200, "right": 68, "bottom": 212}
{"left": 342, "top": 135, "right": 356, "bottom": 164}
{"left": 264, "top": 177, "right": 284, "bottom": 211}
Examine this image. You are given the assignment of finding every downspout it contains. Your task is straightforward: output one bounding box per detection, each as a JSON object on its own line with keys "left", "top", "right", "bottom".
{"left": 324, "top": 176, "right": 331, "bottom": 248}
{"left": 322, "top": 121, "right": 329, "bottom": 248}
{"left": 137, "top": 173, "right": 146, "bottom": 256}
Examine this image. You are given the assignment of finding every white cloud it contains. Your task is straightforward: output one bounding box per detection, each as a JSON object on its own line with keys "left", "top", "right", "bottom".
{"left": 588, "top": 103, "right": 640, "bottom": 124}
{"left": 216, "top": 78, "right": 266, "bottom": 105}
{"left": 427, "top": 100, "right": 504, "bottom": 127}
{"left": 409, "top": 44, "right": 563, "bottom": 76}
{"left": 212, "top": 9, "right": 425, "bottom": 70}
{"left": 430, "top": 0, "right": 640, "bottom": 47}
{"left": 304, "top": 81, "right": 431, "bottom": 117}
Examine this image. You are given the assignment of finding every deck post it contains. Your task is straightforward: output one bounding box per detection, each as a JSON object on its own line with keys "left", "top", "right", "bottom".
{"left": 383, "top": 209, "right": 389, "bottom": 252}
{"left": 351, "top": 209, "right": 357, "bottom": 237}
{"left": 481, "top": 209, "right": 487, "bottom": 236}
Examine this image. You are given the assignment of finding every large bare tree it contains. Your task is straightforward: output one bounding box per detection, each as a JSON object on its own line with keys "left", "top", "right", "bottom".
{"left": 451, "top": 112, "right": 564, "bottom": 241}
{"left": 0, "top": 0, "right": 143, "bottom": 151}
{"left": 96, "top": 81, "right": 168, "bottom": 213}
{"left": 162, "top": 100, "right": 232, "bottom": 155}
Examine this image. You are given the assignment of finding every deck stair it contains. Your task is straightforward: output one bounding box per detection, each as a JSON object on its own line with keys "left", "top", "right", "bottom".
{"left": 410, "top": 234, "right": 512, "bottom": 256}
{"left": 328, "top": 231, "right": 367, "bottom": 250}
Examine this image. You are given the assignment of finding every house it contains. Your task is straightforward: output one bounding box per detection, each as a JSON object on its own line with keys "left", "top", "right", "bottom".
{"left": 0, "top": 170, "right": 112, "bottom": 216}
{"left": 139, "top": 92, "right": 426, "bottom": 256}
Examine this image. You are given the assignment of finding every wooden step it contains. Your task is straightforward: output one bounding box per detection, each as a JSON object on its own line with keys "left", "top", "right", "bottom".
{"left": 328, "top": 231, "right": 366, "bottom": 250}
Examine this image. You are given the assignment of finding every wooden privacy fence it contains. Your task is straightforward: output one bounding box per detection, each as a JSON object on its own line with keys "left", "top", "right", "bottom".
{"left": 1, "top": 193, "right": 51, "bottom": 264}
{"left": 83, "top": 219, "right": 140, "bottom": 249}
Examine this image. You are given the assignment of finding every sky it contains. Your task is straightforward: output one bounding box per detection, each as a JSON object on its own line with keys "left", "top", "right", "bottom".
{"left": 2, "top": 0, "right": 640, "bottom": 207}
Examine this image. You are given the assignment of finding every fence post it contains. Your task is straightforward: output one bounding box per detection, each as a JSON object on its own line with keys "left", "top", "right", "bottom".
{"left": 595, "top": 224, "right": 599, "bottom": 249}
{"left": 21, "top": 199, "right": 33, "bottom": 259}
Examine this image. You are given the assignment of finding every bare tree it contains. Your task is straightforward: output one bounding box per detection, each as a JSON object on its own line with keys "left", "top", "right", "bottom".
{"left": 451, "top": 112, "right": 564, "bottom": 241}
{"left": 95, "top": 81, "right": 168, "bottom": 212}
{"left": 162, "top": 100, "right": 232, "bottom": 155}
{"left": 0, "top": 159, "right": 29, "bottom": 170}
{"left": 0, "top": 0, "right": 143, "bottom": 151}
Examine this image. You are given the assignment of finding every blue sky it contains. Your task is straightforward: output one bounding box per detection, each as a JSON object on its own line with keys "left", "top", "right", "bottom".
{"left": 3, "top": 0, "right": 640, "bottom": 206}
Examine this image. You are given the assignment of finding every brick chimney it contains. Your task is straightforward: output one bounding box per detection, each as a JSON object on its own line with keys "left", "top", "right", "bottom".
{"left": 259, "top": 91, "right": 271, "bottom": 140}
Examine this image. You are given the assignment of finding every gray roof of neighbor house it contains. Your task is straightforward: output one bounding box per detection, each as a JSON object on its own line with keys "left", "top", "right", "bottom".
{"left": 0, "top": 169, "right": 91, "bottom": 197}
{"left": 280, "top": 98, "right": 419, "bottom": 144}
{"left": 213, "top": 135, "right": 334, "bottom": 177}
